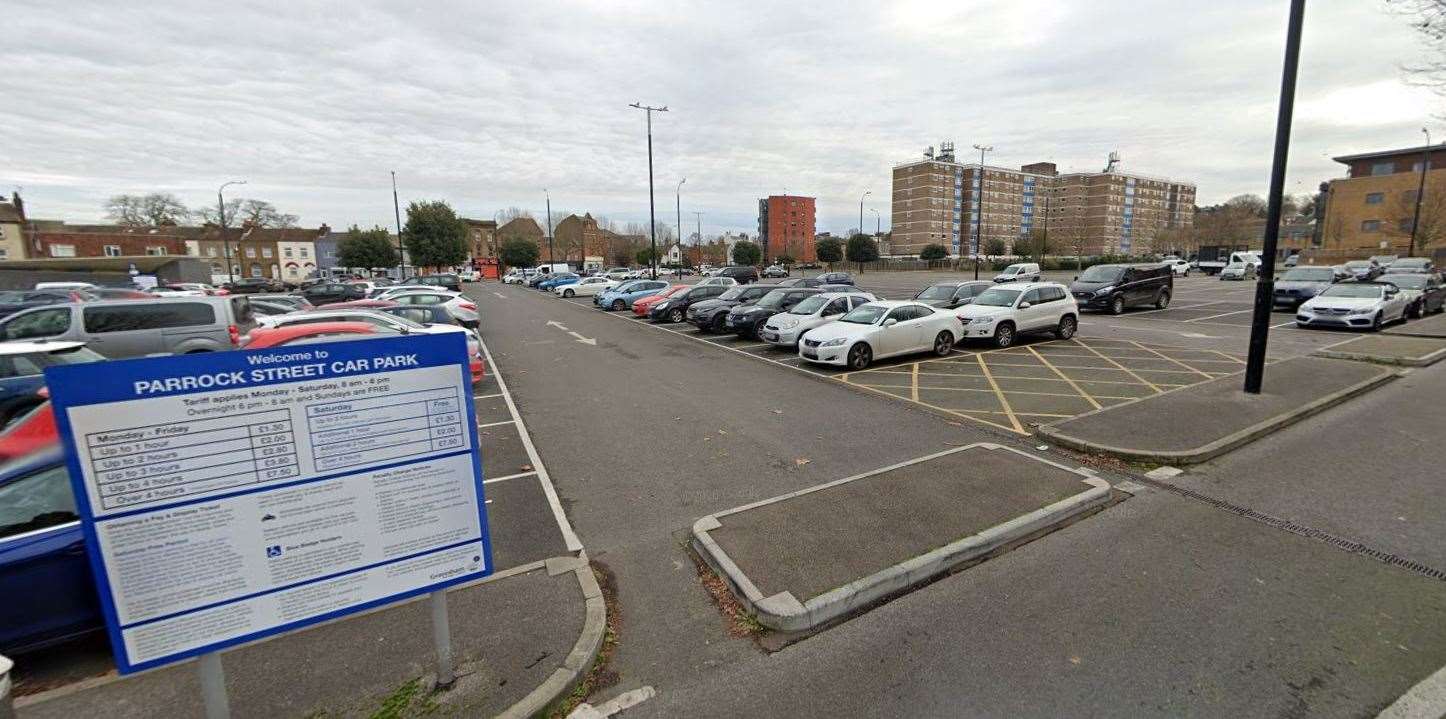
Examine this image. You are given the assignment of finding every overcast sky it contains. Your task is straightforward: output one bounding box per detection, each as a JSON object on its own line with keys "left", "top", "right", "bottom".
{"left": 0, "top": 1, "right": 1438, "bottom": 238}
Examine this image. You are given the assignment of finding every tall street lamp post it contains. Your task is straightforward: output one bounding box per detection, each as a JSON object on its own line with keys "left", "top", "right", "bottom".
{"left": 544, "top": 189, "right": 555, "bottom": 268}
{"left": 217, "top": 179, "right": 246, "bottom": 284}
{"left": 630, "top": 102, "right": 668, "bottom": 279}
{"left": 858, "top": 191, "right": 871, "bottom": 238}
{"left": 971, "top": 144, "right": 993, "bottom": 279}
{"left": 693, "top": 211, "right": 703, "bottom": 270}
{"left": 1410, "top": 127, "right": 1431, "bottom": 257}
{"left": 676, "top": 178, "right": 686, "bottom": 268}
{"left": 1243, "top": 0, "right": 1306, "bottom": 395}
{"left": 870, "top": 208, "right": 880, "bottom": 236}
{"left": 392, "top": 172, "right": 406, "bottom": 279}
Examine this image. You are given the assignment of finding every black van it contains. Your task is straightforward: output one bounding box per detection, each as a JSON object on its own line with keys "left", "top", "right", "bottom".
{"left": 717, "top": 266, "right": 760, "bottom": 284}
{"left": 1069, "top": 263, "right": 1173, "bottom": 314}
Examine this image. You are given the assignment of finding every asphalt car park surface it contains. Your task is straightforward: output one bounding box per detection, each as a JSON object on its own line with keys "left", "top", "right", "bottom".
{"left": 533, "top": 272, "right": 1319, "bottom": 436}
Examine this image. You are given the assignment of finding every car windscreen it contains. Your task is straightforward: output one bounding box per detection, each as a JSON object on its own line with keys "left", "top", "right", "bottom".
{"left": 1344, "top": 261, "right": 1372, "bottom": 269}
{"left": 790, "top": 296, "right": 830, "bottom": 314}
{"left": 754, "top": 290, "right": 790, "bottom": 310}
{"left": 839, "top": 305, "right": 887, "bottom": 324}
{"left": 974, "top": 288, "right": 1022, "bottom": 307}
{"left": 1282, "top": 269, "right": 1334, "bottom": 281}
{"left": 1391, "top": 260, "right": 1428, "bottom": 269}
{"left": 1381, "top": 275, "right": 1427, "bottom": 289}
{"left": 716, "top": 287, "right": 747, "bottom": 301}
{"left": 1078, "top": 265, "right": 1124, "bottom": 282}
{"left": 1319, "top": 284, "right": 1384, "bottom": 298}
{"left": 914, "top": 285, "right": 957, "bottom": 300}
{"left": 0, "top": 344, "right": 106, "bottom": 378}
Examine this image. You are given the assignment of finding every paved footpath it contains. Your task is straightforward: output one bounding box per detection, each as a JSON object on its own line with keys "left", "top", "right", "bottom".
{"left": 476, "top": 280, "right": 1446, "bottom": 718}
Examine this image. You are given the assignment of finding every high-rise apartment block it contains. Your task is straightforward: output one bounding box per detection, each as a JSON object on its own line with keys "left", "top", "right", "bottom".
{"left": 891, "top": 143, "right": 1195, "bottom": 257}
{"left": 757, "top": 195, "right": 816, "bottom": 262}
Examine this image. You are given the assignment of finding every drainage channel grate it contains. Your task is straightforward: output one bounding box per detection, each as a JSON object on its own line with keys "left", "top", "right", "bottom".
{"left": 1133, "top": 475, "right": 1446, "bottom": 582}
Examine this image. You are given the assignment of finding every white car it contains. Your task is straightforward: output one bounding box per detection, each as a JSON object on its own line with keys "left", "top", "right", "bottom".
{"left": 1296, "top": 282, "right": 1408, "bottom": 331}
{"left": 956, "top": 282, "right": 1079, "bottom": 348}
{"left": 697, "top": 276, "right": 738, "bottom": 288}
{"left": 603, "top": 267, "right": 632, "bottom": 281}
{"left": 993, "top": 262, "right": 1042, "bottom": 283}
{"left": 1165, "top": 259, "right": 1190, "bottom": 277}
{"left": 556, "top": 276, "right": 617, "bottom": 298}
{"left": 798, "top": 300, "right": 961, "bottom": 370}
{"left": 35, "top": 282, "right": 99, "bottom": 291}
{"left": 148, "top": 285, "right": 208, "bottom": 297}
{"left": 385, "top": 291, "right": 479, "bottom": 328}
{"left": 375, "top": 285, "right": 457, "bottom": 300}
{"left": 761, "top": 291, "right": 877, "bottom": 348}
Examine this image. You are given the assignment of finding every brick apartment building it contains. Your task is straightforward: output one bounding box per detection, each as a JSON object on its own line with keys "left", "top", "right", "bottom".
{"left": 461, "top": 218, "right": 498, "bottom": 260}
{"left": 552, "top": 213, "right": 607, "bottom": 265}
{"left": 890, "top": 143, "right": 1195, "bottom": 257}
{"left": 1319, "top": 144, "right": 1446, "bottom": 259}
{"left": 757, "top": 195, "right": 816, "bottom": 263}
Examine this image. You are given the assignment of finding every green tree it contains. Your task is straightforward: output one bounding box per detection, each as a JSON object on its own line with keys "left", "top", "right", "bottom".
{"left": 402, "top": 200, "right": 469, "bottom": 271}
{"left": 816, "top": 237, "right": 844, "bottom": 265}
{"left": 776, "top": 254, "right": 795, "bottom": 266}
{"left": 499, "top": 237, "right": 539, "bottom": 270}
{"left": 337, "top": 225, "right": 400, "bottom": 269}
{"left": 919, "top": 244, "right": 947, "bottom": 266}
{"left": 731, "top": 240, "right": 762, "bottom": 266}
{"left": 983, "top": 238, "right": 1007, "bottom": 259}
{"left": 845, "top": 233, "right": 879, "bottom": 272}
{"left": 636, "top": 246, "right": 659, "bottom": 266}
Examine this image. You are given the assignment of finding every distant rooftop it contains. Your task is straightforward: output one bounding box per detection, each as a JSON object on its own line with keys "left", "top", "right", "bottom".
{"left": 1332, "top": 145, "right": 1444, "bottom": 164}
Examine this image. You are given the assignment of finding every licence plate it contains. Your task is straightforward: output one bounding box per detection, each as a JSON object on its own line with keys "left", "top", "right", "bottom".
{"left": 762, "top": 332, "right": 777, "bottom": 341}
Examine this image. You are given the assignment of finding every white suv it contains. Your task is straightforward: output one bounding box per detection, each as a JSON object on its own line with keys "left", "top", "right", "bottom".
{"left": 993, "top": 262, "right": 1042, "bottom": 283}
{"left": 957, "top": 282, "right": 1079, "bottom": 348}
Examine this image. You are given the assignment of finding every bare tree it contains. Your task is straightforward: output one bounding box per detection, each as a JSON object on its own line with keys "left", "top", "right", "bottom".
{"left": 238, "top": 199, "right": 298, "bottom": 229}
{"left": 105, "top": 193, "right": 190, "bottom": 226}
{"left": 496, "top": 207, "right": 532, "bottom": 223}
{"left": 1389, "top": 0, "right": 1446, "bottom": 100}
{"left": 1386, "top": 184, "right": 1446, "bottom": 251}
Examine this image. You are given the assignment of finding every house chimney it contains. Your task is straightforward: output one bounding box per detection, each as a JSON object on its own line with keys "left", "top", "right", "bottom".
{"left": 11, "top": 192, "right": 23, "bottom": 221}
{"left": 318, "top": 223, "right": 331, "bottom": 236}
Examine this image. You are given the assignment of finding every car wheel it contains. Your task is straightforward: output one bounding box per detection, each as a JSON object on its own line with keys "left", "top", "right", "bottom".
{"left": 1155, "top": 290, "right": 1170, "bottom": 309}
{"left": 1054, "top": 315, "right": 1077, "bottom": 340}
{"left": 1110, "top": 296, "right": 1125, "bottom": 315}
{"left": 1409, "top": 302, "right": 1423, "bottom": 320}
{"left": 1371, "top": 312, "right": 1383, "bottom": 332}
{"left": 563, "top": 289, "right": 574, "bottom": 298}
{"left": 612, "top": 299, "right": 625, "bottom": 311}
{"left": 752, "top": 318, "right": 767, "bottom": 339}
{"left": 933, "top": 331, "right": 954, "bottom": 356}
{"left": 669, "top": 308, "right": 684, "bottom": 323}
{"left": 993, "top": 322, "right": 1016, "bottom": 348}
{"left": 847, "top": 343, "right": 873, "bottom": 370}
{"left": 711, "top": 314, "right": 727, "bottom": 333}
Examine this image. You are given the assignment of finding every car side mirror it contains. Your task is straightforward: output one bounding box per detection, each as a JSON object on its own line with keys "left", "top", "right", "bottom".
{"left": 883, "top": 318, "right": 898, "bottom": 327}
{"left": 1018, "top": 302, "right": 1032, "bottom": 309}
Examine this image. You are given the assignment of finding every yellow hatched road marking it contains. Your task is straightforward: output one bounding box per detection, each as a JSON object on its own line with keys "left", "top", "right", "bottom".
{"left": 1026, "top": 346, "right": 1102, "bottom": 410}
{"left": 976, "top": 354, "right": 1025, "bottom": 433}
{"left": 835, "top": 375, "right": 1026, "bottom": 435}
{"left": 1073, "top": 339, "right": 1163, "bottom": 394}
{"left": 1127, "top": 340, "right": 1215, "bottom": 380}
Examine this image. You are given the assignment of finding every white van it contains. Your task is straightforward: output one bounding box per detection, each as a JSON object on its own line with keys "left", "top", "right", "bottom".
{"left": 993, "top": 263, "right": 1042, "bottom": 283}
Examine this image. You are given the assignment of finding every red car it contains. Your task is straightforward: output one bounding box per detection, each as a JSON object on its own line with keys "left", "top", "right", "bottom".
{"left": 244, "top": 322, "right": 485, "bottom": 384}
{"left": 243, "top": 321, "right": 388, "bottom": 349}
{"left": 0, "top": 401, "right": 58, "bottom": 462}
{"left": 631, "top": 285, "right": 688, "bottom": 317}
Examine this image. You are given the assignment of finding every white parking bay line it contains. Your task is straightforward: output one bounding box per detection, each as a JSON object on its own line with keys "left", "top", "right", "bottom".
{"left": 475, "top": 335, "right": 584, "bottom": 553}
{"left": 484, "top": 471, "right": 538, "bottom": 485}
{"left": 473, "top": 392, "right": 503, "bottom": 399}
{"left": 478, "top": 419, "right": 517, "bottom": 428}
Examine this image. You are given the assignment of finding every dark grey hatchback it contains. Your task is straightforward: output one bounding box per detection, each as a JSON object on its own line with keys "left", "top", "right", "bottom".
{"left": 1272, "top": 266, "right": 1336, "bottom": 309}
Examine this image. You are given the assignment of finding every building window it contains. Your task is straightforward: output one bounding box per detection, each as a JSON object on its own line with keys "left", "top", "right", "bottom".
{"left": 1365, "top": 192, "right": 1385, "bottom": 205}
{"left": 300, "top": 247, "right": 309, "bottom": 258}
{"left": 249, "top": 263, "right": 263, "bottom": 277}
{"left": 262, "top": 247, "right": 273, "bottom": 258}
{"left": 1371, "top": 162, "right": 1395, "bottom": 176}
{"left": 245, "top": 247, "right": 256, "bottom": 258}
{"left": 49, "top": 244, "right": 76, "bottom": 257}
{"left": 284, "top": 247, "right": 293, "bottom": 258}
{"left": 145, "top": 246, "right": 165, "bottom": 256}
{"left": 207, "top": 246, "right": 218, "bottom": 257}
{"left": 0, "top": 248, "right": 7, "bottom": 260}
{"left": 1361, "top": 220, "right": 1381, "bottom": 232}
{"left": 1399, "top": 217, "right": 1415, "bottom": 232}
{"left": 103, "top": 245, "right": 122, "bottom": 257}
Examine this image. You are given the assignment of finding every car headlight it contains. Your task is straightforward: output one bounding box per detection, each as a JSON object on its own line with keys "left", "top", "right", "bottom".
{"left": 1350, "top": 306, "right": 1377, "bottom": 315}
{"left": 820, "top": 337, "right": 848, "bottom": 347}
{"left": 1094, "top": 286, "right": 1114, "bottom": 295}
{"left": 654, "top": 301, "right": 671, "bottom": 310}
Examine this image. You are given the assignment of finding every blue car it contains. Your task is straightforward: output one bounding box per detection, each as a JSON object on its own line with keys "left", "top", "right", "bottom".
{"left": 595, "top": 279, "right": 671, "bottom": 311}
{"left": 0, "top": 341, "right": 107, "bottom": 429}
{"left": 537, "top": 273, "right": 580, "bottom": 291}
{"left": 0, "top": 449, "right": 101, "bottom": 654}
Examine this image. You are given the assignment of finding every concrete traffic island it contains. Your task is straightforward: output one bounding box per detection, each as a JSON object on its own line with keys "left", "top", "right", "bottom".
{"left": 691, "top": 444, "right": 1111, "bottom": 632}
{"left": 1037, "top": 356, "right": 1397, "bottom": 465}
{"left": 13, "top": 556, "right": 605, "bottom": 719}
{"left": 1383, "top": 311, "right": 1446, "bottom": 339}
{"left": 1313, "top": 334, "right": 1446, "bottom": 367}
